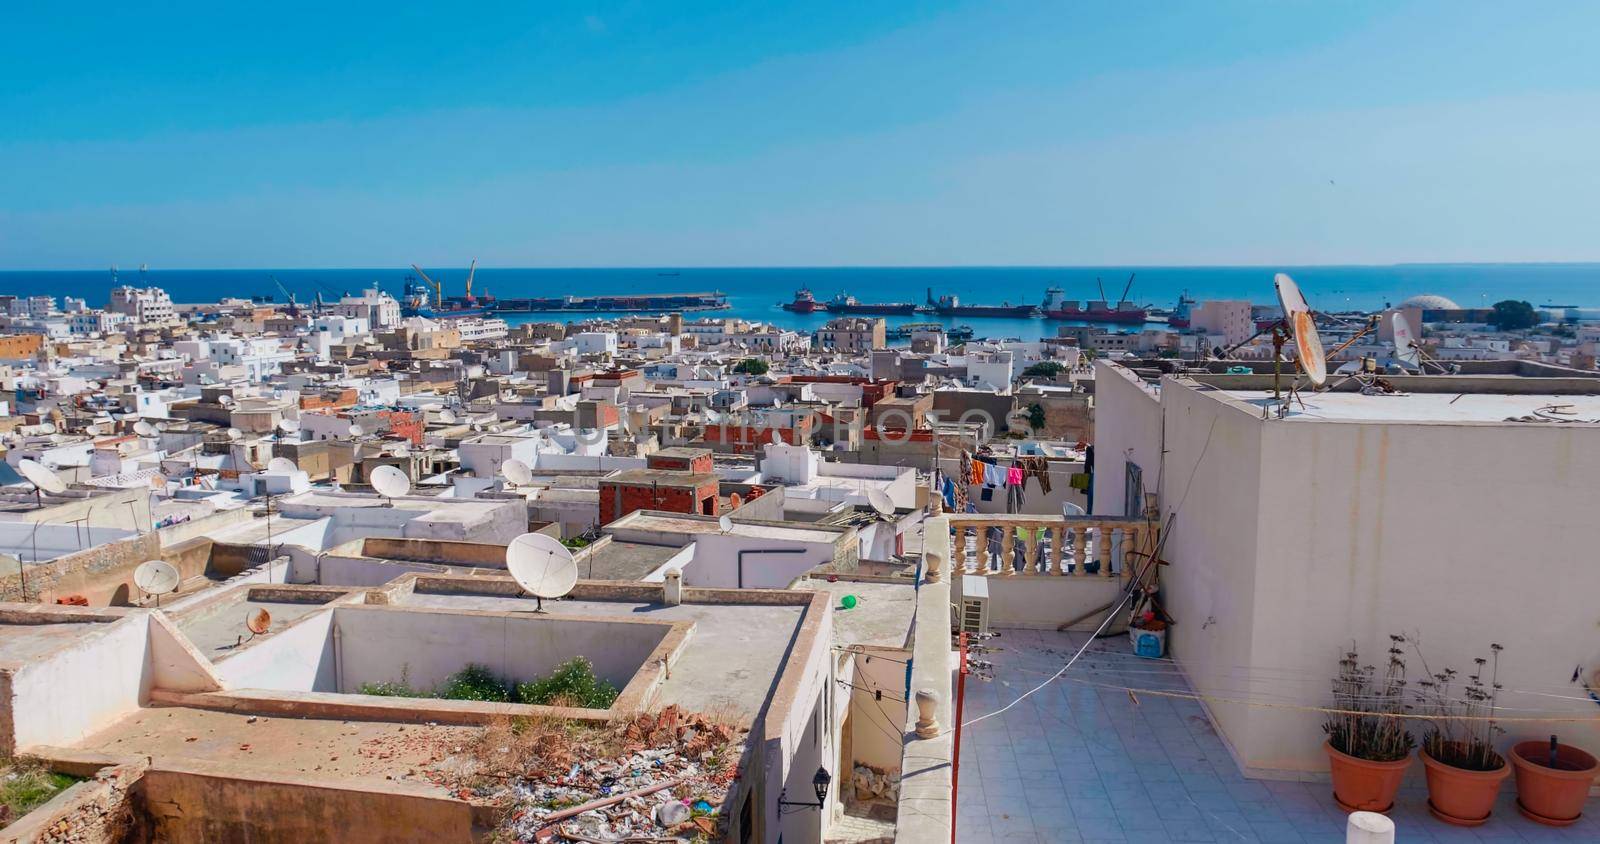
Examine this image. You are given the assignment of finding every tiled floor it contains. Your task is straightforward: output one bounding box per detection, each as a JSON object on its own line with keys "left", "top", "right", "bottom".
{"left": 955, "top": 629, "right": 1599, "bottom": 843}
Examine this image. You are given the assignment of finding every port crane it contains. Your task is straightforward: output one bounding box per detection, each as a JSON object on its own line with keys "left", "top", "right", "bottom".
{"left": 410, "top": 264, "right": 444, "bottom": 309}
{"left": 270, "top": 276, "right": 299, "bottom": 317}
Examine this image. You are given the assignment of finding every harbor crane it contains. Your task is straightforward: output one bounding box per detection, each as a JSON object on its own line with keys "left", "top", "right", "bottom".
{"left": 270, "top": 275, "right": 299, "bottom": 316}
{"left": 410, "top": 264, "right": 444, "bottom": 309}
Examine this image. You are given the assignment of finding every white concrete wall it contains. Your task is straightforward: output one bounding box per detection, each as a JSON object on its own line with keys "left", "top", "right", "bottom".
{"left": 1091, "top": 361, "right": 1164, "bottom": 517}
{"left": 331, "top": 608, "right": 670, "bottom": 694}
{"left": 214, "top": 610, "right": 336, "bottom": 693}
{"left": 849, "top": 646, "right": 909, "bottom": 774}
{"left": 685, "top": 533, "right": 836, "bottom": 589}
{"left": 983, "top": 576, "right": 1127, "bottom": 630}
{"left": 9, "top": 614, "right": 151, "bottom": 749}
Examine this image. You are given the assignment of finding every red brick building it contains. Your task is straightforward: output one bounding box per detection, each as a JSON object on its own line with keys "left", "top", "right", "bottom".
{"left": 647, "top": 447, "right": 714, "bottom": 474}
{"left": 599, "top": 468, "right": 721, "bottom": 525}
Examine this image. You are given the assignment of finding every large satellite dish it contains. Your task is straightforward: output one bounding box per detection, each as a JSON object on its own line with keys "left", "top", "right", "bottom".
{"left": 133, "top": 559, "right": 180, "bottom": 605}
{"left": 277, "top": 419, "right": 300, "bottom": 435}
{"left": 867, "top": 488, "right": 895, "bottom": 517}
{"left": 16, "top": 459, "right": 66, "bottom": 495}
{"left": 1274, "top": 273, "right": 1326, "bottom": 387}
{"left": 134, "top": 420, "right": 158, "bottom": 437}
{"left": 371, "top": 465, "right": 411, "bottom": 501}
{"left": 348, "top": 423, "right": 364, "bottom": 437}
{"left": 505, "top": 532, "right": 579, "bottom": 611}
{"left": 37, "top": 422, "right": 56, "bottom": 435}
{"left": 267, "top": 456, "right": 298, "bottom": 473}
{"left": 1391, "top": 312, "right": 1420, "bottom": 366}
{"left": 225, "top": 427, "right": 242, "bottom": 441}
{"left": 501, "top": 458, "right": 533, "bottom": 487}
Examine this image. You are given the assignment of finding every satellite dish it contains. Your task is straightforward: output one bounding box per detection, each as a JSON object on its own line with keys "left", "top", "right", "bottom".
{"left": 1392, "top": 312, "right": 1420, "bottom": 366}
{"left": 37, "top": 422, "right": 56, "bottom": 435}
{"left": 277, "top": 418, "right": 300, "bottom": 435}
{"left": 718, "top": 515, "right": 733, "bottom": 533}
{"left": 439, "top": 409, "right": 458, "bottom": 424}
{"left": 769, "top": 429, "right": 781, "bottom": 445}
{"left": 217, "top": 395, "right": 235, "bottom": 407}
{"left": 267, "top": 456, "right": 297, "bottom": 473}
{"left": 133, "top": 560, "right": 180, "bottom": 604}
{"left": 134, "top": 420, "right": 158, "bottom": 437}
{"left": 867, "top": 488, "right": 895, "bottom": 517}
{"left": 502, "top": 458, "right": 533, "bottom": 486}
{"left": 1274, "top": 273, "right": 1326, "bottom": 387}
{"left": 226, "top": 428, "right": 242, "bottom": 441}
{"left": 246, "top": 608, "right": 272, "bottom": 636}
{"left": 149, "top": 473, "right": 169, "bottom": 493}
{"left": 16, "top": 459, "right": 66, "bottom": 495}
{"left": 370, "top": 465, "right": 411, "bottom": 500}
{"left": 348, "top": 424, "right": 364, "bottom": 437}
{"left": 505, "top": 532, "right": 579, "bottom": 611}
{"left": 1062, "top": 501, "right": 1087, "bottom": 518}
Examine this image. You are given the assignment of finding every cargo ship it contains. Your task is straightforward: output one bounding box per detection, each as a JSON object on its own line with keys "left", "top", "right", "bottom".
{"left": 781, "top": 288, "right": 821, "bottom": 313}
{"left": 823, "top": 292, "right": 917, "bottom": 315}
{"left": 923, "top": 289, "right": 1041, "bottom": 318}
{"left": 1166, "top": 292, "right": 1196, "bottom": 328}
{"left": 1039, "top": 275, "right": 1148, "bottom": 324}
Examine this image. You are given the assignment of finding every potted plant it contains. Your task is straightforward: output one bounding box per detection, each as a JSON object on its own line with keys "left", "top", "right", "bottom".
{"left": 1509, "top": 735, "right": 1598, "bottom": 826}
{"left": 1322, "top": 636, "right": 1414, "bottom": 813}
{"left": 1412, "top": 642, "right": 1510, "bottom": 826}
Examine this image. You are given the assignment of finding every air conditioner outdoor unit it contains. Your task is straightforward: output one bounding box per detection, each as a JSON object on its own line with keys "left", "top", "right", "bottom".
{"left": 958, "top": 574, "right": 989, "bottom": 637}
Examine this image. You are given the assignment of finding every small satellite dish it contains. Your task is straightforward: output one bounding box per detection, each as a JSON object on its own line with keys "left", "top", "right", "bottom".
{"left": 246, "top": 608, "right": 272, "bottom": 636}
{"left": 155, "top": 421, "right": 170, "bottom": 432}
{"left": 505, "top": 532, "right": 579, "bottom": 611}
{"left": 217, "top": 395, "right": 235, "bottom": 407}
{"left": 1062, "top": 501, "right": 1087, "bottom": 518}
{"left": 370, "top": 465, "right": 411, "bottom": 501}
{"left": 502, "top": 458, "right": 533, "bottom": 487}
{"left": 718, "top": 515, "right": 733, "bottom": 533}
{"left": 37, "top": 422, "right": 56, "bottom": 435}
{"left": 16, "top": 459, "right": 66, "bottom": 495}
{"left": 149, "top": 473, "right": 169, "bottom": 492}
{"left": 1274, "top": 273, "right": 1327, "bottom": 387}
{"left": 867, "top": 488, "right": 895, "bottom": 517}
{"left": 1392, "top": 312, "right": 1420, "bottom": 366}
{"left": 439, "top": 409, "right": 458, "bottom": 424}
{"left": 267, "top": 456, "right": 297, "bottom": 473}
{"left": 134, "top": 420, "right": 158, "bottom": 437}
{"left": 277, "top": 418, "right": 300, "bottom": 435}
{"left": 348, "top": 424, "right": 364, "bottom": 437}
{"left": 226, "top": 428, "right": 242, "bottom": 441}
{"left": 769, "top": 429, "right": 781, "bottom": 445}
{"left": 133, "top": 560, "right": 180, "bottom": 604}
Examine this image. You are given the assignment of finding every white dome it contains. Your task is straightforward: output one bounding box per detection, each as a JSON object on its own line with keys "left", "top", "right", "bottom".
{"left": 1398, "top": 294, "right": 1461, "bottom": 310}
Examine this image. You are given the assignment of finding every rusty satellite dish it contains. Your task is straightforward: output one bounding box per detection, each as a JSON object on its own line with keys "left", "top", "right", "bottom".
{"left": 246, "top": 608, "right": 272, "bottom": 636}
{"left": 1274, "top": 273, "right": 1327, "bottom": 387}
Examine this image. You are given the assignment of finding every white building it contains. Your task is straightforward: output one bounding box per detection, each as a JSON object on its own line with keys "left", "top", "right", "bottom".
{"left": 334, "top": 288, "right": 402, "bottom": 330}
{"left": 108, "top": 286, "right": 177, "bottom": 326}
{"left": 454, "top": 317, "right": 509, "bottom": 343}
{"left": 211, "top": 336, "right": 296, "bottom": 382}
{"left": 69, "top": 309, "right": 130, "bottom": 337}
{"left": 570, "top": 331, "right": 618, "bottom": 356}
{"left": 966, "top": 347, "right": 1015, "bottom": 392}
{"left": 1190, "top": 299, "right": 1254, "bottom": 347}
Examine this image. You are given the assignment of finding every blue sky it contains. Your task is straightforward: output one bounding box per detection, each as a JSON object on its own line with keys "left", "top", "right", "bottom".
{"left": 3, "top": 1, "right": 1597, "bottom": 268}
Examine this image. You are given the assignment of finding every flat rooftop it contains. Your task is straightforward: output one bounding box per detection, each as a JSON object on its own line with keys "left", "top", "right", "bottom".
{"left": 612, "top": 511, "right": 847, "bottom": 544}
{"left": 394, "top": 587, "right": 806, "bottom": 721}
{"left": 583, "top": 540, "right": 681, "bottom": 581}
{"left": 793, "top": 578, "right": 914, "bottom": 649}
{"left": 1219, "top": 389, "right": 1600, "bottom": 424}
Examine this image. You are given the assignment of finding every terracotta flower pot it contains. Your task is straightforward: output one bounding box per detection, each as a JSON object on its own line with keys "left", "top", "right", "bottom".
{"left": 1510, "top": 740, "right": 1598, "bottom": 826}
{"left": 1324, "top": 740, "right": 1411, "bottom": 813}
{"left": 1420, "top": 746, "right": 1510, "bottom": 826}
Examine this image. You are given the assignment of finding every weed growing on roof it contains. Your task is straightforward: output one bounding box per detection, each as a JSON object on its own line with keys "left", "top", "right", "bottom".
{"left": 515, "top": 657, "right": 619, "bottom": 708}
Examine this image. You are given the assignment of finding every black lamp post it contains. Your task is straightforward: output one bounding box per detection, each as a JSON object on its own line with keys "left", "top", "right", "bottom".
{"left": 778, "top": 766, "right": 831, "bottom": 810}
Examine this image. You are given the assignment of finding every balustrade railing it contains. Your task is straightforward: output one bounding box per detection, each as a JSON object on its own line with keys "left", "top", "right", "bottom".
{"left": 945, "top": 514, "right": 1153, "bottom": 578}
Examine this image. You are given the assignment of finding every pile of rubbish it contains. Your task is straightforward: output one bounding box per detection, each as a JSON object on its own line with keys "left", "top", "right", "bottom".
{"left": 851, "top": 763, "right": 900, "bottom": 802}
{"left": 476, "top": 706, "right": 742, "bottom": 843}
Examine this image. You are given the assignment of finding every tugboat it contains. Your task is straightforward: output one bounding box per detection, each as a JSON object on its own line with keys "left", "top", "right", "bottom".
{"left": 781, "top": 288, "right": 820, "bottom": 313}
{"left": 1039, "top": 274, "right": 1148, "bottom": 324}
{"left": 824, "top": 292, "right": 917, "bottom": 315}
{"left": 924, "top": 289, "right": 1041, "bottom": 318}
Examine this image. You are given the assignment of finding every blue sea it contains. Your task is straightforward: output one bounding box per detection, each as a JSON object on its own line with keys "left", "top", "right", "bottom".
{"left": 3, "top": 265, "right": 1597, "bottom": 341}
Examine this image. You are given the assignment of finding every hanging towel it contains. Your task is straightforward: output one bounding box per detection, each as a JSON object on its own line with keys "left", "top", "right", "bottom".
{"left": 941, "top": 477, "right": 956, "bottom": 510}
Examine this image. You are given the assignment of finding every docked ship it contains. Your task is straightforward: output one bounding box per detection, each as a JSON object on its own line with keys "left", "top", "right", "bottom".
{"left": 493, "top": 291, "right": 729, "bottom": 313}
{"left": 888, "top": 322, "right": 974, "bottom": 340}
{"left": 1039, "top": 275, "right": 1148, "bottom": 324}
{"left": 404, "top": 262, "right": 490, "bottom": 319}
{"left": 781, "top": 288, "right": 821, "bottom": 313}
{"left": 923, "top": 289, "right": 1041, "bottom": 318}
{"left": 823, "top": 292, "right": 917, "bottom": 315}
{"left": 1166, "top": 292, "right": 1196, "bottom": 328}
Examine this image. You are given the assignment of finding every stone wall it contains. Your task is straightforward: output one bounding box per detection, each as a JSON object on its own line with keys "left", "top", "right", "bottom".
{"left": 3, "top": 533, "right": 161, "bottom": 604}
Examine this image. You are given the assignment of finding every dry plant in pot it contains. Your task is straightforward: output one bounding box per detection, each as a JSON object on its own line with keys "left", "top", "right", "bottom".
{"left": 1411, "top": 641, "right": 1510, "bottom": 827}
{"left": 1321, "top": 635, "right": 1413, "bottom": 813}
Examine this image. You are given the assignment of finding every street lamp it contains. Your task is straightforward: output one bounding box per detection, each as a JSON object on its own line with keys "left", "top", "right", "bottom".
{"left": 778, "top": 766, "right": 831, "bottom": 810}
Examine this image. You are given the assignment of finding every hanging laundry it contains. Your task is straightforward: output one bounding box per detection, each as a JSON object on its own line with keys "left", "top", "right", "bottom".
{"left": 1006, "top": 466, "right": 1024, "bottom": 487}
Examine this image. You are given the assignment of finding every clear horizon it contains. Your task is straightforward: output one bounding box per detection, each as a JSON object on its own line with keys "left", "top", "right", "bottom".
{"left": 5, "top": 2, "right": 1599, "bottom": 269}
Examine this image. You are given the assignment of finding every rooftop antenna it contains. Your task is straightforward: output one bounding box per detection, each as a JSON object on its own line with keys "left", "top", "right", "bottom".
{"left": 133, "top": 559, "right": 180, "bottom": 607}
{"left": 370, "top": 465, "right": 410, "bottom": 506}
{"left": 505, "top": 532, "right": 579, "bottom": 613}
{"left": 501, "top": 458, "right": 533, "bottom": 489}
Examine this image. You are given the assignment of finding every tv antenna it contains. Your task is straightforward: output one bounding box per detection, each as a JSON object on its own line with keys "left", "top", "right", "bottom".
{"left": 133, "top": 559, "right": 180, "bottom": 606}
{"left": 505, "top": 532, "right": 579, "bottom": 612}
{"left": 370, "top": 465, "right": 411, "bottom": 505}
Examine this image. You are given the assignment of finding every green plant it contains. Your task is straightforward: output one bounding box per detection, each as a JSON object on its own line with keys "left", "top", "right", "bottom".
{"left": 0, "top": 760, "right": 79, "bottom": 822}
{"left": 1025, "top": 403, "right": 1046, "bottom": 431}
{"left": 1021, "top": 361, "right": 1065, "bottom": 378}
{"left": 515, "top": 657, "right": 619, "bottom": 709}
{"left": 357, "top": 680, "right": 425, "bottom": 697}
{"left": 732, "top": 358, "right": 769, "bottom": 376}
{"left": 560, "top": 536, "right": 591, "bottom": 549}
{"left": 1487, "top": 300, "right": 1538, "bottom": 331}
{"left": 1411, "top": 640, "right": 1506, "bottom": 771}
{"left": 439, "top": 664, "right": 513, "bottom": 703}
{"left": 1323, "top": 636, "right": 1414, "bottom": 762}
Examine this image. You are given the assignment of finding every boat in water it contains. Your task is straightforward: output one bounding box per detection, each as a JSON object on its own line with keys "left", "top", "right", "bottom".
{"left": 924, "top": 289, "right": 1041, "bottom": 318}
{"left": 1039, "top": 275, "right": 1148, "bottom": 324}
{"left": 824, "top": 292, "right": 917, "bottom": 315}
{"left": 781, "top": 288, "right": 821, "bottom": 313}
{"left": 1166, "top": 291, "right": 1196, "bottom": 328}
{"left": 888, "top": 322, "right": 974, "bottom": 340}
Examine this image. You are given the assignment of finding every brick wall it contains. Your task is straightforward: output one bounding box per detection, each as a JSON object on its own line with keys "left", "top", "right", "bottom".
{"left": 598, "top": 481, "right": 717, "bottom": 525}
